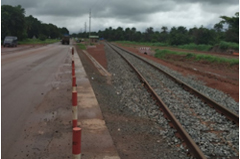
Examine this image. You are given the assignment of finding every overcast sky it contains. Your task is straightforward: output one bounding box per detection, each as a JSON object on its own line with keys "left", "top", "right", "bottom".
{"left": 1, "top": 0, "right": 239, "bottom": 33}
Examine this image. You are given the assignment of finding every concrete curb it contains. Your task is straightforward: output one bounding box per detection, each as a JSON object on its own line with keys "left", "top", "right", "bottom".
{"left": 72, "top": 46, "right": 120, "bottom": 159}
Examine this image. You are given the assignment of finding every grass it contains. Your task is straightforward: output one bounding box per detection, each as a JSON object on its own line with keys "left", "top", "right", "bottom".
{"left": 18, "top": 38, "right": 60, "bottom": 44}
{"left": 218, "top": 41, "right": 239, "bottom": 50}
{"left": 117, "top": 41, "right": 212, "bottom": 51}
{"left": 117, "top": 41, "right": 239, "bottom": 52}
{"left": 154, "top": 49, "right": 239, "bottom": 65}
{"left": 154, "top": 49, "right": 182, "bottom": 58}
{"left": 177, "top": 43, "right": 212, "bottom": 51}
{"left": 116, "top": 41, "right": 169, "bottom": 47}
{"left": 77, "top": 43, "right": 86, "bottom": 50}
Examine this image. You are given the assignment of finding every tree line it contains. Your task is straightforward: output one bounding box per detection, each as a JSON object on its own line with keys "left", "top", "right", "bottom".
{"left": 74, "top": 12, "right": 238, "bottom": 46}
{"left": 1, "top": 5, "right": 69, "bottom": 41}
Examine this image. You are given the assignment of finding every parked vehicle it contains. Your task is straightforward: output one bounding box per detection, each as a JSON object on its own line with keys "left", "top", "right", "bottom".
{"left": 3, "top": 36, "right": 18, "bottom": 47}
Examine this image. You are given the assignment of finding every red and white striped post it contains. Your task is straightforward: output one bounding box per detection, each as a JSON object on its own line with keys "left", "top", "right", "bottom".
{"left": 72, "top": 127, "right": 81, "bottom": 159}
{"left": 72, "top": 66, "right": 75, "bottom": 76}
{"left": 72, "top": 60, "right": 76, "bottom": 81}
{"left": 72, "top": 86, "right": 78, "bottom": 128}
{"left": 72, "top": 60, "right": 75, "bottom": 70}
{"left": 72, "top": 76, "right": 76, "bottom": 87}
{"left": 72, "top": 55, "right": 75, "bottom": 76}
{"left": 72, "top": 47, "right": 74, "bottom": 55}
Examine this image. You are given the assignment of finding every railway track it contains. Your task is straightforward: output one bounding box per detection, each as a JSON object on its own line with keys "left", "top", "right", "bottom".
{"left": 105, "top": 42, "right": 239, "bottom": 159}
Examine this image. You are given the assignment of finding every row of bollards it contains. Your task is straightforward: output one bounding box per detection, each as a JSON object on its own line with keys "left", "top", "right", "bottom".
{"left": 71, "top": 47, "right": 82, "bottom": 159}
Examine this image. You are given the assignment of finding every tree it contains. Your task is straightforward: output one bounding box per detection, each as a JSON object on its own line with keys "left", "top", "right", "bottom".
{"left": 1, "top": 5, "right": 26, "bottom": 40}
{"left": 220, "top": 12, "right": 239, "bottom": 43}
{"left": 115, "top": 27, "right": 124, "bottom": 41}
{"left": 214, "top": 22, "right": 223, "bottom": 32}
{"left": 25, "top": 15, "right": 41, "bottom": 38}
{"left": 144, "top": 27, "right": 154, "bottom": 41}
{"left": 48, "top": 23, "right": 61, "bottom": 38}
{"left": 40, "top": 23, "right": 50, "bottom": 38}
{"left": 161, "top": 26, "right": 168, "bottom": 33}
{"left": 59, "top": 27, "right": 69, "bottom": 35}
{"left": 169, "top": 26, "right": 189, "bottom": 45}
{"left": 158, "top": 26, "right": 169, "bottom": 43}
{"left": 189, "top": 26, "right": 216, "bottom": 45}
{"left": 2, "top": 5, "right": 69, "bottom": 41}
{"left": 124, "top": 27, "right": 131, "bottom": 41}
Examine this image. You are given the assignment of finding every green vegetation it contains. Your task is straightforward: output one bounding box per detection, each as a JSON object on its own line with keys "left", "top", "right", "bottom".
{"left": 116, "top": 41, "right": 169, "bottom": 47}
{"left": 117, "top": 41, "right": 239, "bottom": 52}
{"left": 18, "top": 38, "right": 60, "bottom": 45}
{"left": 154, "top": 49, "right": 239, "bottom": 65}
{"left": 154, "top": 49, "right": 184, "bottom": 58}
{"left": 77, "top": 43, "right": 86, "bottom": 50}
{"left": 1, "top": 5, "right": 69, "bottom": 41}
{"left": 118, "top": 41, "right": 169, "bottom": 47}
{"left": 177, "top": 43, "right": 213, "bottom": 51}
{"left": 194, "top": 54, "right": 238, "bottom": 65}
{"left": 151, "top": 43, "right": 169, "bottom": 47}
{"left": 218, "top": 41, "right": 239, "bottom": 50}
{"left": 73, "top": 12, "right": 238, "bottom": 52}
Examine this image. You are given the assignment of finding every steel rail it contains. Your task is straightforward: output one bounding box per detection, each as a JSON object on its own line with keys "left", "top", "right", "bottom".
{"left": 111, "top": 43, "right": 239, "bottom": 125}
{"left": 106, "top": 42, "right": 207, "bottom": 159}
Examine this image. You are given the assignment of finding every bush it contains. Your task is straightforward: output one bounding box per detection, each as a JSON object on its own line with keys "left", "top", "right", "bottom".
{"left": 154, "top": 49, "right": 182, "bottom": 58}
{"left": 195, "top": 54, "right": 239, "bottom": 65}
{"left": 39, "top": 34, "right": 47, "bottom": 41}
{"left": 178, "top": 43, "right": 212, "bottom": 51}
{"left": 151, "top": 42, "right": 169, "bottom": 47}
{"left": 219, "top": 41, "right": 239, "bottom": 50}
{"left": 116, "top": 41, "right": 169, "bottom": 47}
{"left": 154, "top": 49, "right": 239, "bottom": 65}
{"left": 78, "top": 43, "right": 86, "bottom": 50}
{"left": 186, "top": 53, "right": 194, "bottom": 58}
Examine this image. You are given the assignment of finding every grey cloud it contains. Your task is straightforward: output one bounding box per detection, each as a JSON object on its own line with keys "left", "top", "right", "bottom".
{"left": 91, "top": 0, "right": 176, "bottom": 23}
{"left": 1, "top": 0, "right": 36, "bottom": 8}
{"left": 1, "top": 0, "right": 238, "bottom": 33}
{"left": 173, "top": 0, "right": 238, "bottom": 5}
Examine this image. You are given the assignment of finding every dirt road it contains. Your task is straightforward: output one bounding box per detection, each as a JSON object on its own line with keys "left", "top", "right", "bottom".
{"left": 1, "top": 43, "right": 72, "bottom": 158}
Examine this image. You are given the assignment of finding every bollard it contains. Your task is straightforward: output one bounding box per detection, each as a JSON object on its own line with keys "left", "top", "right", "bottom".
{"left": 72, "top": 60, "right": 75, "bottom": 70}
{"left": 72, "top": 76, "right": 76, "bottom": 87}
{"left": 72, "top": 67, "right": 75, "bottom": 76}
{"left": 72, "top": 127, "right": 81, "bottom": 159}
{"left": 72, "top": 47, "right": 74, "bottom": 55}
{"left": 72, "top": 86, "right": 78, "bottom": 128}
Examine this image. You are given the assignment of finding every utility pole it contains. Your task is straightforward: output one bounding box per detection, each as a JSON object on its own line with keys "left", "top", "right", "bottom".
{"left": 89, "top": 9, "right": 91, "bottom": 44}
{"left": 84, "top": 22, "right": 87, "bottom": 33}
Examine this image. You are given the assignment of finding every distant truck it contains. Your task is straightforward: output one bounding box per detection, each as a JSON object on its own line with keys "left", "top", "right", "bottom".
{"left": 61, "top": 35, "right": 70, "bottom": 45}
{"left": 3, "top": 36, "right": 18, "bottom": 47}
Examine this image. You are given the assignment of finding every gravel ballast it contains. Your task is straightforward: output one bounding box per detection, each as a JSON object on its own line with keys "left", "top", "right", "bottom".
{"left": 77, "top": 44, "right": 193, "bottom": 158}
{"left": 110, "top": 43, "right": 239, "bottom": 158}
